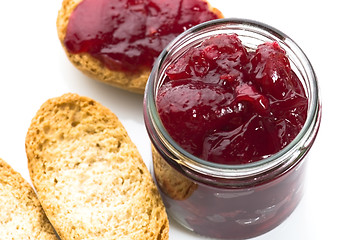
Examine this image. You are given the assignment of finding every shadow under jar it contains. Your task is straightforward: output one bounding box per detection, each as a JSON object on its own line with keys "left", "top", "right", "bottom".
{"left": 144, "top": 18, "right": 321, "bottom": 239}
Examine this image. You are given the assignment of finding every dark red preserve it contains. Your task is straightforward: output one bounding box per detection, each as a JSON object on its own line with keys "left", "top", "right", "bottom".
{"left": 157, "top": 34, "right": 308, "bottom": 164}
{"left": 64, "top": 0, "right": 220, "bottom": 72}
{"left": 144, "top": 19, "right": 321, "bottom": 240}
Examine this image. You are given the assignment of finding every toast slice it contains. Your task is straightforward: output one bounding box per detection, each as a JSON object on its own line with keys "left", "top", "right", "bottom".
{"left": 56, "top": 0, "right": 223, "bottom": 94}
{"left": 0, "top": 158, "right": 58, "bottom": 239}
{"left": 25, "top": 93, "right": 169, "bottom": 240}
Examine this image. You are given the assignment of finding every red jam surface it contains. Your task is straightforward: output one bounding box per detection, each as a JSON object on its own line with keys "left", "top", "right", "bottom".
{"left": 64, "top": 0, "right": 220, "bottom": 72}
{"left": 157, "top": 34, "right": 308, "bottom": 164}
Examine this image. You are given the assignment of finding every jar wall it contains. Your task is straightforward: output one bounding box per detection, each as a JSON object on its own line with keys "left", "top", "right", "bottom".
{"left": 144, "top": 18, "right": 321, "bottom": 240}
{"left": 151, "top": 146, "right": 307, "bottom": 239}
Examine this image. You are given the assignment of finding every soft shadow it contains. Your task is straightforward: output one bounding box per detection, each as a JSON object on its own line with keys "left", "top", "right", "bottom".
{"left": 59, "top": 61, "right": 145, "bottom": 125}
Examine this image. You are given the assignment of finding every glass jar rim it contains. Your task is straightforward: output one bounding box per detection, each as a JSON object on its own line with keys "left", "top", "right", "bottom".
{"left": 144, "top": 18, "right": 321, "bottom": 178}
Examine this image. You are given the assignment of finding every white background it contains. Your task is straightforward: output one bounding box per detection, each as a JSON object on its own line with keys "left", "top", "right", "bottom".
{"left": 0, "top": 0, "right": 360, "bottom": 239}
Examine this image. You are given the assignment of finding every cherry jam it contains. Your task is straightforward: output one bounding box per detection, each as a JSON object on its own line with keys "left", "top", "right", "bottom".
{"left": 157, "top": 34, "right": 308, "bottom": 164}
{"left": 64, "top": 0, "right": 220, "bottom": 72}
{"left": 144, "top": 19, "right": 321, "bottom": 239}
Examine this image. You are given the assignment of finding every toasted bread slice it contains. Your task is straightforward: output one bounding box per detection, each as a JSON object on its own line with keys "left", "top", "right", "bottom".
{"left": 56, "top": 0, "right": 223, "bottom": 94}
{"left": 25, "top": 93, "right": 168, "bottom": 240}
{"left": 0, "top": 158, "right": 58, "bottom": 239}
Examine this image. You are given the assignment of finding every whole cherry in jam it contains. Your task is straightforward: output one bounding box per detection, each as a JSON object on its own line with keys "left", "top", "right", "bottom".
{"left": 64, "top": 0, "right": 220, "bottom": 72}
{"left": 156, "top": 34, "right": 308, "bottom": 164}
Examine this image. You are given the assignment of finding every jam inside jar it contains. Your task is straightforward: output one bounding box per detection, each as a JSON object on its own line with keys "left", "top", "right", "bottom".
{"left": 144, "top": 19, "right": 321, "bottom": 239}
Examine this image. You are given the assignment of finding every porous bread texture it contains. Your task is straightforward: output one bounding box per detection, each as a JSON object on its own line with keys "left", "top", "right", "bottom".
{"left": 0, "top": 158, "right": 58, "bottom": 239}
{"left": 25, "top": 93, "right": 169, "bottom": 240}
{"left": 56, "top": 0, "right": 223, "bottom": 94}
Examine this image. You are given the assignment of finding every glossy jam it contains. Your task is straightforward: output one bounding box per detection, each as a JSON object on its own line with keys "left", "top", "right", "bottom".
{"left": 64, "top": 0, "right": 220, "bottom": 72}
{"left": 157, "top": 34, "right": 308, "bottom": 164}
{"left": 145, "top": 19, "right": 320, "bottom": 239}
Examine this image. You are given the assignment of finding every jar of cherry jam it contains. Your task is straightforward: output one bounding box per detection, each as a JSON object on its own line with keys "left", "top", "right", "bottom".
{"left": 144, "top": 18, "right": 321, "bottom": 239}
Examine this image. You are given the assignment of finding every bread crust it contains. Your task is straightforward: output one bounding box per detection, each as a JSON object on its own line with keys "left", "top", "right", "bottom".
{"left": 152, "top": 145, "right": 197, "bottom": 200}
{"left": 25, "top": 93, "right": 169, "bottom": 240}
{"left": 56, "top": 0, "right": 223, "bottom": 94}
{"left": 57, "top": 0, "right": 150, "bottom": 94}
{"left": 0, "top": 158, "right": 58, "bottom": 239}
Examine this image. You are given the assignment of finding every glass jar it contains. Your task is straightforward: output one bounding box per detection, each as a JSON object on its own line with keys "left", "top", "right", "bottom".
{"left": 144, "top": 18, "right": 321, "bottom": 239}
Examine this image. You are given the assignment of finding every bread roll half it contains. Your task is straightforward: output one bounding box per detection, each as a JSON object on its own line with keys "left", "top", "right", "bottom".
{"left": 57, "top": 0, "right": 223, "bottom": 94}
{"left": 0, "top": 158, "right": 58, "bottom": 239}
{"left": 25, "top": 93, "right": 169, "bottom": 240}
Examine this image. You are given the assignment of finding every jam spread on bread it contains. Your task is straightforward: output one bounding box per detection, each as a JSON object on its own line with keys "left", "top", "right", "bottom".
{"left": 156, "top": 34, "right": 308, "bottom": 164}
{"left": 64, "top": 0, "right": 220, "bottom": 72}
